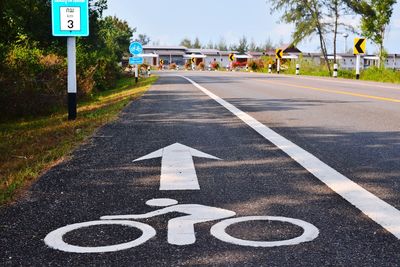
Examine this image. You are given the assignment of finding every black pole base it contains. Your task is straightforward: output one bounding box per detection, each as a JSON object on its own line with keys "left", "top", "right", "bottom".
{"left": 135, "top": 77, "right": 138, "bottom": 84}
{"left": 356, "top": 74, "right": 360, "bottom": 80}
{"left": 68, "top": 93, "right": 77, "bottom": 120}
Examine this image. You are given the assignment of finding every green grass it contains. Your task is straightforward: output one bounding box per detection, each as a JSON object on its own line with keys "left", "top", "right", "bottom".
{"left": 0, "top": 76, "right": 158, "bottom": 205}
{"left": 283, "top": 62, "right": 400, "bottom": 84}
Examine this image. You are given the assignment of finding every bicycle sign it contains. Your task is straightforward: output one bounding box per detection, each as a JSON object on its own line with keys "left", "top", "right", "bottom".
{"left": 44, "top": 198, "right": 319, "bottom": 253}
{"left": 129, "top": 42, "right": 143, "bottom": 55}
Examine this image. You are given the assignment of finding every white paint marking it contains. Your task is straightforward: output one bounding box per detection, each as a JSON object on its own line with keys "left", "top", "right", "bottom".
{"left": 101, "top": 200, "right": 236, "bottom": 246}
{"left": 146, "top": 198, "right": 178, "bottom": 207}
{"left": 211, "top": 216, "right": 319, "bottom": 247}
{"left": 133, "top": 143, "right": 221, "bottom": 190}
{"left": 180, "top": 75, "right": 400, "bottom": 239}
{"left": 44, "top": 220, "right": 156, "bottom": 253}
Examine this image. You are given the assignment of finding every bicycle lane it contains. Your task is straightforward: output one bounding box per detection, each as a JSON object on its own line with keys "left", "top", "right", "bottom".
{"left": 0, "top": 75, "right": 399, "bottom": 266}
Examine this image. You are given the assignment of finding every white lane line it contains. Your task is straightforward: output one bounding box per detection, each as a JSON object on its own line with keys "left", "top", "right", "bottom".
{"left": 179, "top": 75, "right": 400, "bottom": 239}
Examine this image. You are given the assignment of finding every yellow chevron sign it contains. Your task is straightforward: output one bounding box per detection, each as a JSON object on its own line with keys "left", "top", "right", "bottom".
{"left": 229, "top": 53, "right": 235, "bottom": 61}
{"left": 354, "top": 38, "right": 366, "bottom": 54}
{"left": 191, "top": 57, "right": 196, "bottom": 64}
{"left": 276, "top": 49, "right": 283, "bottom": 59}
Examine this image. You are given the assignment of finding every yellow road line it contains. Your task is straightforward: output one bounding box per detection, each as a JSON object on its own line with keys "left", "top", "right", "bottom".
{"left": 257, "top": 79, "right": 400, "bottom": 103}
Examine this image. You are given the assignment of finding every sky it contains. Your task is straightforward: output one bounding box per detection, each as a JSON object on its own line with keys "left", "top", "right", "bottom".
{"left": 104, "top": 0, "right": 400, "bottom": 53}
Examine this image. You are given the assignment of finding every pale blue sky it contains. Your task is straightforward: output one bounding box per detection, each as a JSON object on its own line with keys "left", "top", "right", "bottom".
{"left": 104, "top": 0, "right": 400, "bottom": 53}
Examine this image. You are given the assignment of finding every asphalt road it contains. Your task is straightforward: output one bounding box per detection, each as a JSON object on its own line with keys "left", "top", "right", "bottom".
{"left": 1, "top": 71, "right": 400, "bottom": 266}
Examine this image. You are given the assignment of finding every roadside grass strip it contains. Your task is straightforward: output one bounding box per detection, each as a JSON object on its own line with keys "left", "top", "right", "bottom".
{"left": 0, "top": 76, "right": 157, "bottom": 205}
{"left": 180, "top": 75, "right": 400, "bottom": 240}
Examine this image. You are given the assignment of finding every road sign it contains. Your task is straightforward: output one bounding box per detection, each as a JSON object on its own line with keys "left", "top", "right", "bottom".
{"left": 228, "top": 54, "right": 235, "bottom": 61}
{"left": 129, "top": 57, "right": 143, "bottom": 65}
{"left": 354, "top": 38, "right": 366, "bottom": 54}
{"left": 191, "top": 58, "right": 196, "bottom": 64}
{"left": 51, "top": 0, "right": 89, "bottom": 37}
{"left": 133, "top": 143, "right": 220, "bottom": 190}
{"left": 276, "top": 49, "right": 283, "bottom": 59}
{"left": 129, "top": 42, "right": 143, "bottom": 55}
{"left": 160, "top": 59, "right": 164, "bottom": 65}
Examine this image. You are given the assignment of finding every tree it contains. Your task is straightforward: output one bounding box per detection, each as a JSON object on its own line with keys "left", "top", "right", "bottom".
{"left": 205, "top": 40, "right": 214, "bottom": 49}
{"left": 217, "top": 37, "right": 228, "bottom": 51}
{"left": 324, "top": 0, "right": 356, "bottom": 64}
{"left": 135, "top": 34, "right": 150, "bottom": 45}
{"left": 344, "top": 0, "right": 396, "bottom": 67}
{"left": 249, "top": 38, "right": 258, "bottom": 52}
{"left": 99, "top": 16, "right": 134, "bottom": 60}
{"left": 193, "top": 37, "right": 202, "bottom": 48}
{"left": 262, "top": 37, "right": 274, "bottom": 51}
{"left": 180, "top": 38, "right": 192, "bottom": 48}
{"left": 268, "top": 0, "right": 332, "bottom": 73}
{"left": 236, "top": 36, "right": 249, "bottom": 54}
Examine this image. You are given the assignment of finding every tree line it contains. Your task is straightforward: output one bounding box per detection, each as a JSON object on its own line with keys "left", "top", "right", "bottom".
{"left": 0, "top": 0, "right": 135, "bottom": 119}
{"left": 178, "top": 37, "right": 280, "bottom": 54}
{"left": 267, "top": 0, "right": 397, "bottom": 72}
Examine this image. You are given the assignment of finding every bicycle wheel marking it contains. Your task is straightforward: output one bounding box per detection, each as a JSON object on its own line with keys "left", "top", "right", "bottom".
{"left": 210, "top": 216, "right": 319, "bottom": 247}
{"left": 44, "top": 220, "right": 156, "bottom": 253}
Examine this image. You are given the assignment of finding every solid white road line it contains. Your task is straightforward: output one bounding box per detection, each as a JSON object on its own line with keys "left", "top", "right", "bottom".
{"left": 180, "top": 75, "right": 400, "bottom": 239}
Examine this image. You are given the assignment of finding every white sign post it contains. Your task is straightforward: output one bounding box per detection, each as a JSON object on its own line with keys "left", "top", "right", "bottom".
{"left": 355, "top": 54, "right": 361, "bottom": 80}
{"left": 52, "top": 0, "right": 89, "bottom": 120}
{"left": 67, "top": 37, "right": 77, "bottom": 119}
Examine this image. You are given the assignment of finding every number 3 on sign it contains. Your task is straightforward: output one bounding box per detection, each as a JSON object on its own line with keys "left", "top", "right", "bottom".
{"left": 60, "top": 7, "right": 81, "bottom": 31}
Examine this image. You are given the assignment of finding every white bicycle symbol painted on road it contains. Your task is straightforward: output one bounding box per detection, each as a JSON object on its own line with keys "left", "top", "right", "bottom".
{"left": 45, "top": 198, "right": 319, "bottom": 253}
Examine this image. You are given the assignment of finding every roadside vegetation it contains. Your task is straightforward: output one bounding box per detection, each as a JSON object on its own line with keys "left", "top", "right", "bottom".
{"left": 0, "top": 0, "right": 158, "bottom": 205}
{"left": 0, "top": 76, "right": 157, "bottom": 205}
{"left": 0, "top": 0, "right": 139, "bottom": 119}
{"left": 242, "top": 56, "right": 400, "bottom": 84}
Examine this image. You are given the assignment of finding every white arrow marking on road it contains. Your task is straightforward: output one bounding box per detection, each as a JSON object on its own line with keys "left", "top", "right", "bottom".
{"left": 133, "top": 143, "right": 221, "bottom": 190}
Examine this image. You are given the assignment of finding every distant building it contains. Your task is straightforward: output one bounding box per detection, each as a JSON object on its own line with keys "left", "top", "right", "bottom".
{"left": 142, "top": 46, "right": 187, "bottom": 66}
{"left": 138, "top": 45, "right": 400, "bottom": 70}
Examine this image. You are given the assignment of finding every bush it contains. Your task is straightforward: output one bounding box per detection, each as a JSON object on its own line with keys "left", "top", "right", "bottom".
{"left": 211, "top": 62, "right": 220, "bottom": 70}
{"left": 248, "top": 59, "right": 264, "bottom": 71}
{"left": 0, "top": 44, "right": 67, "bottom": 118}
{"left": 169, "top": 63, "right": 177, "bottom": 70}
{"left": 184, "top": 62, "right": 191, "bottom": 70}
{"left": 198, "top": 62, "right": 205, "bottom": 70}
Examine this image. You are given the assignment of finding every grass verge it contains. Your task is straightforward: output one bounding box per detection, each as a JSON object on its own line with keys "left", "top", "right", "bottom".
{"left": 0, "top": 76, "right": 158, "bottom": 205}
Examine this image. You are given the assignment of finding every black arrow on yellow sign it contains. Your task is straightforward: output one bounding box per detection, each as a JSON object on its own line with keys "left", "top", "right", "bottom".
{"left": 276, "top": 49, "right": 283, "bottom": 59}
{"left": 354, "top": 38, "right": 366, "bottom": 54}
{"left": 191, "top": 57, "right": 196, "bottom": 64}
{"left": 229, "top": 53, "right": 235, "bottom": 61}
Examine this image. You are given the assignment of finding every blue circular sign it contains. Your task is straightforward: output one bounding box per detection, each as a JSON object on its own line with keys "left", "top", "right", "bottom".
{"left": 129, "top": 42, "right": 143, "bottom": 55}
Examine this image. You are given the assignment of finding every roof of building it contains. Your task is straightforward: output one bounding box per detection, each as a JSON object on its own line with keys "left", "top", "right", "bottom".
{"left": 247, "top": 51, "right": 264, "bottom": 57}
{"left": 151, "top": 50, "right": 186, "bottom": 56}
{"left": 143, "top": 45, "right": 187, "bottom": 50}
{"left": 219, "top": 50, "right": 239, "bottom": 56}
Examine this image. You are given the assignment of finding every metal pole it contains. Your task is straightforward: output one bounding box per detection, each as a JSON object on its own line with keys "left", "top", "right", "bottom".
{"left": 356, "top": 54, "right": 361, "bottom": 80}
{"left": 135, "top": 64, "right": 138, "bottom": 83}
{"left": 67, "top": 37, "right": 77, "bottom": 120}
